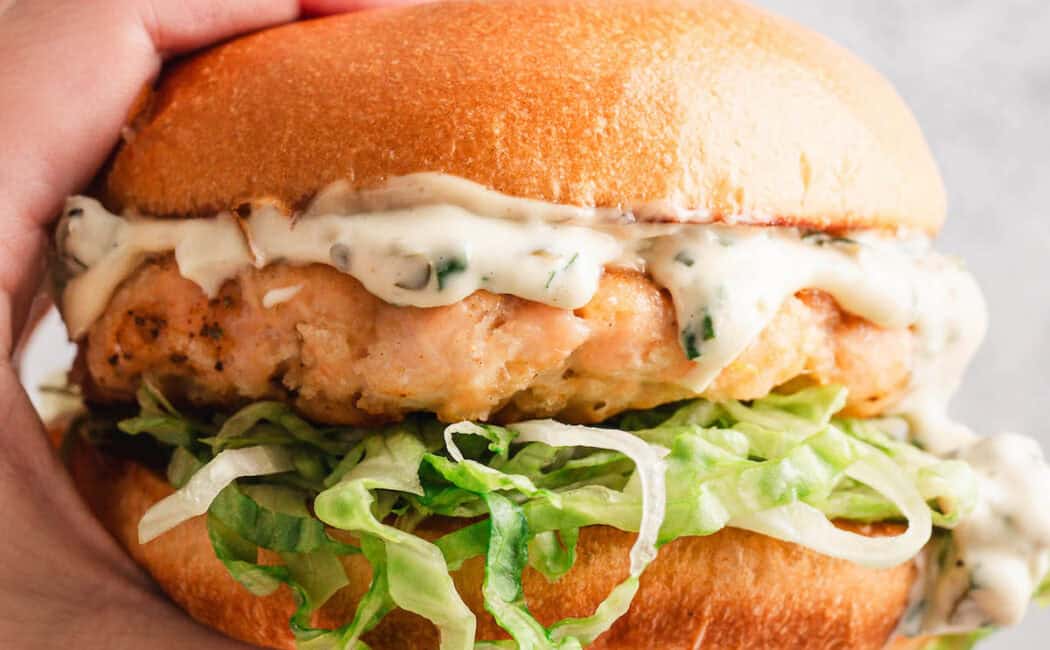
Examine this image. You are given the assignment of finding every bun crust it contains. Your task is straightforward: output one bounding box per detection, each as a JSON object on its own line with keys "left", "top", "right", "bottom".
{"left": 68, "top": 436, "right": 920, "bottom": 649}
{"left": 105, "top": 0, "right": 944, "bottom": 233}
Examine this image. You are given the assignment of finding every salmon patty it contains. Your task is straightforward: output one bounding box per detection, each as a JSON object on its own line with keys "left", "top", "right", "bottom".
{"left": 79, "top": 257, "right": 913, "bottom": 425}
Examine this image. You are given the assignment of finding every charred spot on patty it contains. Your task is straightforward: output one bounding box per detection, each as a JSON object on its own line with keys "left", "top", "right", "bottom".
{"left": 128, "top": 311, "right": 167, "bottom": 341}
{"left": 199, "top": 322, "right": 224, "bottom": 340}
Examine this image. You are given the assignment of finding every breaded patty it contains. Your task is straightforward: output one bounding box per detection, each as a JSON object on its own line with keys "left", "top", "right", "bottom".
{"left": 80, "top": 258, "right": 912, "bottom": 425}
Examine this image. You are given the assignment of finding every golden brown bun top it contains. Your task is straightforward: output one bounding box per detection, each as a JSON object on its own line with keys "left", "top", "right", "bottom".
{"left": 106, "top": 0, "right": 946, "bottom": 233}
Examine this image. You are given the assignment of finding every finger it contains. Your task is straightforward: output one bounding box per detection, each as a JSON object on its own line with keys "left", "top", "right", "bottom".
{"left": 0, "top": 0, "right": 299, "bottom": 348}
{"left": 301, "top": 0, "right": 438, "bottom": 14}
{"left": 0, "top": 0, "right": 428, "bottom": 347}
{"left": 0, "top": 0, "right": 301, "bottom": 225}
{"left": 0, "top": 360, "right": 255, "bottom": 649}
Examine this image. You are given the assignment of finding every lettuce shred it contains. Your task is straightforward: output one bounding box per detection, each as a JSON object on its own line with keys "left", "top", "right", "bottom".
{"left": 75, "top": 383, "right": 984, "bottom": 649}
{"left": 918, "top": 629, "right": 994, "bottom": 650}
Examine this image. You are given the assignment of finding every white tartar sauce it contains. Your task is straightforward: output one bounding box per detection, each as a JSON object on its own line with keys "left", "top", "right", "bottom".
{"left": 57, "top": 178, "right": 986, "bottom": 449}
{"left": 901, "top": 434, "right": 1050, "bottom": 635}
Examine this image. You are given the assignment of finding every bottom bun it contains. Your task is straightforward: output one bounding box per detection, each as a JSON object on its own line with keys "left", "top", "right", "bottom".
{"left": 67, "top": 434, "right": 924, "bottom": 649}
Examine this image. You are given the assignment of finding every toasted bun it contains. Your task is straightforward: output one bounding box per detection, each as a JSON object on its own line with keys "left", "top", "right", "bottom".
{"left": 67, "top": 434, "right": 922, "bottom": 649}
{"left": 104, "top": 0, "right": 944, "bottom": 233}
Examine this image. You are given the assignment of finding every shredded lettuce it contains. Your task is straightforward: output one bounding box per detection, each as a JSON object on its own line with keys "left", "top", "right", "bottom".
{"left": 210, "top": 483, "right": 358, "bottom": 555}
{"left": 139, "top": 445, "right": 294, "bottom": 543}
{"left": 917, "top": 629, "right": 993, "bottom": 650}
{"left": 83, "top": 383, "right": 985, "bottom": 648}
{"left": 314, "top": 432, "right": 477, "bottom": 650}
{"left": 508, "top": 421, "right": 667, "bottom": 575}
{"left": 528, "top": 529, "right": 578, "bottom": 582}
{"left": 118, "top": 379, "right": 200, "bottom": 448}
{"left": 481, "top": 493, "right": 580, "bottom": 650}
{"left": 1037, "top": 572, "right": 1050, "bottom": 607}
{"left": 731, "top": 453, "right": 932, "bottom": 568}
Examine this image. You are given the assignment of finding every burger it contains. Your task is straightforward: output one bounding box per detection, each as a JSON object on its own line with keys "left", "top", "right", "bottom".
{"left": 50, "top": 1, "right": 1050, "bottom": 648}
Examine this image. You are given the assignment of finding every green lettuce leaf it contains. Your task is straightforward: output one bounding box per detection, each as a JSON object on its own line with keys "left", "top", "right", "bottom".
{"left": 209, "top": 483, "right": 359, "bottom": 555}
{"left": 917, "top": 628, "right": 993, "bottom": 650}
{"left": 481, "top": 492, "right": 578, "bottom": 650}
{"left": 91, "top": 382, "right": 988, "bottom": 649}
{"left": 314, "top": 431, "right": 477, "bottom": 650}
{"left": 528, "top": 529, "right": 579, "bottom": 583}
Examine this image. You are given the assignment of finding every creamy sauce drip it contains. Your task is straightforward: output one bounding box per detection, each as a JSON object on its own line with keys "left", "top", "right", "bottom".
{"left": 58, "top": 194, "right": 984, "bottom": 432}
{"left": 54, "top": 174, "right": 1049, "bottom": 638}
{"left": 57, "top": 185, "right": 984, "bottom": 434}
{"left": 60, "top": 206, "right": 252, "bottom": 337}
{"left": 638, "top": 228, "right": 986, "bottom": 416}
{"left": 247, "top": 205, "right": 621, "bottom": 310}
{"left": 902, "top": 434, "right": 1050, "bottom": 635}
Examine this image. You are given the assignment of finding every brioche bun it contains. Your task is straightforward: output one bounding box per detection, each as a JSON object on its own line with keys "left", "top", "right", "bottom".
{"left": 67, "top": 2, "right": 948, "bottom": 648}
{"left": 67, "top": 432, "right": 920, "bottom": 650}
{"left": 104, "top": 0, "right": 944, "bottom": 233}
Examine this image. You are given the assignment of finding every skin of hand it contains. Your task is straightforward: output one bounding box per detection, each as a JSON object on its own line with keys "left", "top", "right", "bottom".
{"left": 0, "top": 1, "right": 427, "bottom": 648}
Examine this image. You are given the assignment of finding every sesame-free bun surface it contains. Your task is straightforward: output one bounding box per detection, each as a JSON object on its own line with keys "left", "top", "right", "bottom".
{"left": 105, "top": 0, "right": 945, "bottom": 233}
{"left": 67, "top": 435, "right": 921, "bottom": 650}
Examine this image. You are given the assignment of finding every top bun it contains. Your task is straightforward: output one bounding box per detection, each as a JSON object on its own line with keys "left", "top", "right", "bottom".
{"left": 105, "top": 0, "right": 945, "bottom": 233}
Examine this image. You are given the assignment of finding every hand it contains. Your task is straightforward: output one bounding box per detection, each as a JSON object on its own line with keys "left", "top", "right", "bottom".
{"left": 0, "top": 2, "right": 425, "bottom": 648}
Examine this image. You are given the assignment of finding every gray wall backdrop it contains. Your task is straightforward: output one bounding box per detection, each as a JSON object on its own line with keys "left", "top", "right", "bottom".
{"left": 753, "top": 1, "right": 1050, "bottom": 647}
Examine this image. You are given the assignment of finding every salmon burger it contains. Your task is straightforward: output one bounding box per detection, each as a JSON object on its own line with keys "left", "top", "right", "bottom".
{"left": 51, "top": 1, "right": 1050, "bottom": 649}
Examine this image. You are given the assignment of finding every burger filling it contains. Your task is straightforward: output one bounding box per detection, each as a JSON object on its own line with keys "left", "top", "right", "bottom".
{"left": 55, "top": 174, "right": 1050, "bottom": 649}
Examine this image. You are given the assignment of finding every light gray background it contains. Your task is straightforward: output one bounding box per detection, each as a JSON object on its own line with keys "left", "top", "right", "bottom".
{"left": 754, "top": 1, "right": 1050, "bottom": 647}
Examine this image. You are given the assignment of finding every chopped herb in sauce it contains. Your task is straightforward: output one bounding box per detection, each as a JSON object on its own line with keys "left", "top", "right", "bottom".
{"left": 801, "top": 231, "right": 858, "bottom": 247}
{"left": 435, "top": 256, "right": 468, "bottom": 290}
{"left": 681, "top": 329, "right": 701, "bottom": 360}
{"left": 545, "top": 252, "right": 581, "bottom": 290}
{"left": 681, "top": 310, "right": 716, "bottom": 361}
{"left": 701, "top": 311, "right": 716, "bottom": 341}
{"left": 674, "top": 250, "right": 695, "bottom": 267}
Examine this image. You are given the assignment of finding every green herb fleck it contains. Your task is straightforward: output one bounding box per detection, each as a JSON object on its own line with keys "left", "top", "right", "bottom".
{"left": 674, "top": 251, "right": 695, "bottom": 267}
{"left": 702, "top": 311, "right": 716, "bottom": 341}
{"left": 681, "top": 310, "right": 715, "bottom": 360}
{"left": 681, "top": 329, "right": 700, "bottom": 360}
{"left": 435, "top": 256, "right": 468, "bottom": 290}
{"left": 545, "top": 253, "right": 579, "bottom": 290}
